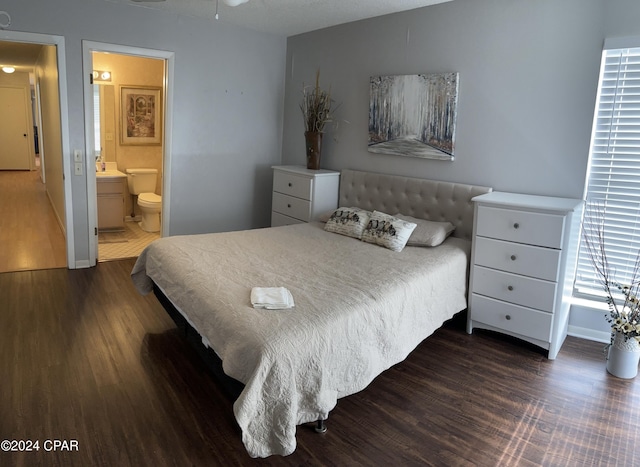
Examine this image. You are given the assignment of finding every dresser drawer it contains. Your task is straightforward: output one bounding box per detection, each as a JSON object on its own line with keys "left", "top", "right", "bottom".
{"left": 271, "top": 211, "right": 305, "bottom": 227}
{"left": 471, "top": 294, "right": 553, "bottom": 342}
{"left": 273, "top": 171, "right": 313, "bottom": 200}
{"left": 472, "top": 266, "right": 557, "bottom": 312}
{"left": 474, "top": 236, "right": 561, "bottom": 281}
{"left": 272, "top": 192, "right": 311, "bottom": 222}
{"left": 476, "top": 206, "right": 565, "bottom": 248}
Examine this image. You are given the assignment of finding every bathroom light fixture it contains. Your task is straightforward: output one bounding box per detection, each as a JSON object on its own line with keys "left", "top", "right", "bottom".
{"left": 92, "top": 70, "right": 112, "bottom": 82}
{"left": 2, "top": 66, "right": 15, "bottom": 74}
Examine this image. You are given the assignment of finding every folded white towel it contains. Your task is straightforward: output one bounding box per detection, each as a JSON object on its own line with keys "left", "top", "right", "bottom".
{"left": 251, "top": 287, "right": 295, "bottom": 310}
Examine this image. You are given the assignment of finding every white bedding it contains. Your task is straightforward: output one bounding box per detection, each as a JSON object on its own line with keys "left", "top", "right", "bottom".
{"left": 131, "top": 222, "right": 470, "bottom": 457}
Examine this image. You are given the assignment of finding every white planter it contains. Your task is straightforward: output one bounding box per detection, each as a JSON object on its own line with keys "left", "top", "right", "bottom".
{"left": 606, "top": 331, "right": 640, "bottom": 379}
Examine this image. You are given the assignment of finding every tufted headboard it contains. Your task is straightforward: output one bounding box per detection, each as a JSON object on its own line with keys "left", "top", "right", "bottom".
{"left": 339, "top": 169, "right": 492, "bottom": 241}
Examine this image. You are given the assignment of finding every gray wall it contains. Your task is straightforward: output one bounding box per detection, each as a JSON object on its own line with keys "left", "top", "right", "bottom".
{"left": 3, "top": 0, "right": 286, "bottom": 264}
{"left": 283, "top": 0, "right": 604, "bottom": 199}
{"left": 283, "top": 0, "right": 640, "bottom": 342}
{"left": 605, "top": 0, "right": 640, "bottom": 38}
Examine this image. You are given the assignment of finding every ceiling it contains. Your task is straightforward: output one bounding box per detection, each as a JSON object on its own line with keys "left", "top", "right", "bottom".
{"left": 0, "top": 41, "right": 45, "bottom": 73}
{"left": 0, "top": 0, "right": 452, "bottom": 73}
{"left": 107, "top": 0, "right": 453, "bottom": 37}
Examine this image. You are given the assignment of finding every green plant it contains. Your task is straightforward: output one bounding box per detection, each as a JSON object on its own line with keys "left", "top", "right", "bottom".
{"left": 300, "top": 70, "right": 337, "bottom": 133}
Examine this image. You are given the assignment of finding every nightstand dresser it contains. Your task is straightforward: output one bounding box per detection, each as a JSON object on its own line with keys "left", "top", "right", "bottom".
{"left": 467, "top": 192, "right": 583, "bottom": 359}
{"left": 271, "top": 166, "right": 340, "bottom": 227}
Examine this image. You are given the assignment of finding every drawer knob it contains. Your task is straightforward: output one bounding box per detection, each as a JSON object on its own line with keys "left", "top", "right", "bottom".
{"left": 287, "top": 204, "right": 291, "bottom": 208}
{"left": 288, "top": 182, "right": 292, "bottom": 187}
{"left": 505, "top": 314, "right": 512, "bottom": 320}
{"left": 510, "top": 255, "right": 517, "bottom": 261}
{"left": 513, "top": 222, "right": 520, "bottom": 229}
{"left": 507, "top": 285, "right": 514, "bottom": 291}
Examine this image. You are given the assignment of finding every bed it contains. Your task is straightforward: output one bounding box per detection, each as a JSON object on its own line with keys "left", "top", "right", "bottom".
{"left": 131, "top": 169, "right": 492, "bottom": 458}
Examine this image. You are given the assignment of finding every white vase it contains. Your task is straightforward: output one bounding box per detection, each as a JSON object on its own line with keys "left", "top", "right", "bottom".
{"left": 606, "top": 331, "right": 640, "bottom": 379}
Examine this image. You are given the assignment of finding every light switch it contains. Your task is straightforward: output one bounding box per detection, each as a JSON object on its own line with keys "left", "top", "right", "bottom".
{"left": 105, "top": 133, "right": 114, "bottom": 141}
{"left": 74, "top": 162, "right": 83, "bottom": 176}
{"left": 74, "top": 149, "right": 83, "bottom": 162}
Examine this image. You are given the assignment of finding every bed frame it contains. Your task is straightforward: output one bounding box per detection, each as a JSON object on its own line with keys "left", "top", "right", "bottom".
{"left": 152, "top": 169, "right": 491, "bottom": 433}
{"left": 338, "top": 169, "right": 490, "bottom": 241}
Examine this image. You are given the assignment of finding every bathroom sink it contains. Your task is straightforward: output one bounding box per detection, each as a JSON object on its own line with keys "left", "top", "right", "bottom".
{"left": 96, "top": 161, "right": 126, "bottom": 178}
{"left": 96, "top": 169, "right": 126, "bottom": 178}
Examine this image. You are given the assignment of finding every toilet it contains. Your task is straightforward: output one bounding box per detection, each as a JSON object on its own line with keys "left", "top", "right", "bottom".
{"left": 126, "top": 168, "right": 162, "bottom": 233}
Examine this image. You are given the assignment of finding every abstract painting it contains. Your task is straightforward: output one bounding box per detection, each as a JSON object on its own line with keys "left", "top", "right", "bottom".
{"left": 368, "top": 73, "right": 459, "bottom": 161}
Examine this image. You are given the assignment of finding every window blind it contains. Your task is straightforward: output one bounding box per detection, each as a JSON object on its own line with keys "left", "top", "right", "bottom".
{"left": 575, "top": 47, "right": 640, "bottom": 296}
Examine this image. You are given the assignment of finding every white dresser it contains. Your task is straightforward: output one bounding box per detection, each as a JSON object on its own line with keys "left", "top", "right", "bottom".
{"left": 467, "top": 192, "right": 583, "bottom": 359}
{"left": 271, "top": 166, "right": 340, "bottom": 227}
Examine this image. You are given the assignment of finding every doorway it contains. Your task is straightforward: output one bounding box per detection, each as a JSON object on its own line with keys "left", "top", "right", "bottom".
{"left": 0, "top": 33, "right": 72, "bottom": 273}
{"left": 92, "top": 51, "right": 164, "bottom": 262}
{"left": 82, "top": 41, "right": 174, "bottom": 267}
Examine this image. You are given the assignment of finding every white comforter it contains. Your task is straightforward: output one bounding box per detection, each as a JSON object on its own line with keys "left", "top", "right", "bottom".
{"left": 131, "top": 222, "right": 470, "bottom": 457}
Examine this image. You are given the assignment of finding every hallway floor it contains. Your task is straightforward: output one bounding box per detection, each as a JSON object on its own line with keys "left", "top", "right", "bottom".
{"left": 0, "top": 170, "right": 67, "bottom": 273}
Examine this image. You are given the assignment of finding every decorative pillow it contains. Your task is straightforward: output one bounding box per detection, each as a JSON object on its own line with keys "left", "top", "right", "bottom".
{"left": 394, "top": 214, "right": 456, "bottom": 247}
{"left": 361, "top": 211, "right": 417, "bottom": 252}
{"left": 324, "top": 207, "right": 371, "bottom": 239}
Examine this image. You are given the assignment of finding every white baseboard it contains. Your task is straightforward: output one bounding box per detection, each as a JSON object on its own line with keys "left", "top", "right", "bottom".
{"left": 46, "top": 188, "right": 66, "bottom": 236}
{"left": 567, "top": 325, "right": 611, "bottom": 344}
{"left": 74, "top": 260, "right": 91, "bottom": 269}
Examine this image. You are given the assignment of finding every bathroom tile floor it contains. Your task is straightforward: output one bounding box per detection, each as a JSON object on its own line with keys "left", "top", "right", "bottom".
{"left": 98, "top": 220, "right": 160, "bottom": 262}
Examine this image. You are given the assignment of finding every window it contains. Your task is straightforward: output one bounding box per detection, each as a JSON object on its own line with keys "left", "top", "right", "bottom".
{"left": 575, "top": 42, "right": 640, "bottom": 297}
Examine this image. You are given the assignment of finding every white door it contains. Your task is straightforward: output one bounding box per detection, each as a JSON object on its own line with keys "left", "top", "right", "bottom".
{"left": 0, "top": 85, "right": 32, "bottom": 170}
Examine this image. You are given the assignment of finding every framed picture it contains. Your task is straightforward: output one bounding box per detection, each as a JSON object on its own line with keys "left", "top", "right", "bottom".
{"left": 120, "top": 86, "right": 162, "bottom": 145}
{"left": 368, "top": 73, "right": 459, "bottom": 161}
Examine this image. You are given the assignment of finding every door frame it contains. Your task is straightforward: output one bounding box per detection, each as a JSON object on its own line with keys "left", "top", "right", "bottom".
{"left": 35, "top": 80, "right": 46, "bottom": 183}
{"left": 0, "top": 30, "right": 74, "bottom": 267}
{"left": 82, "top": 41, "right": 175, "bottom": 266}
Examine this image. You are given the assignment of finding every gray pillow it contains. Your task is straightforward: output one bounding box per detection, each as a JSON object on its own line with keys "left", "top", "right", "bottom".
{"left": 317, "top": 210, "right": 335, "bottom": 223}
{"left": 394, "top": 214, "right": 455, "bottom": 247}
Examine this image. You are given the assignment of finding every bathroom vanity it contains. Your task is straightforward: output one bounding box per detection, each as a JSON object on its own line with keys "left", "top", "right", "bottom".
{"left": 96, "top": 165, "right": 126, "bottom": 231}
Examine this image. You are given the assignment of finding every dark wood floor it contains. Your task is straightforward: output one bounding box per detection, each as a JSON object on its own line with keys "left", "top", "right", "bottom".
{"left": 1, "top": 259, "right": 638, "bottom": 466}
